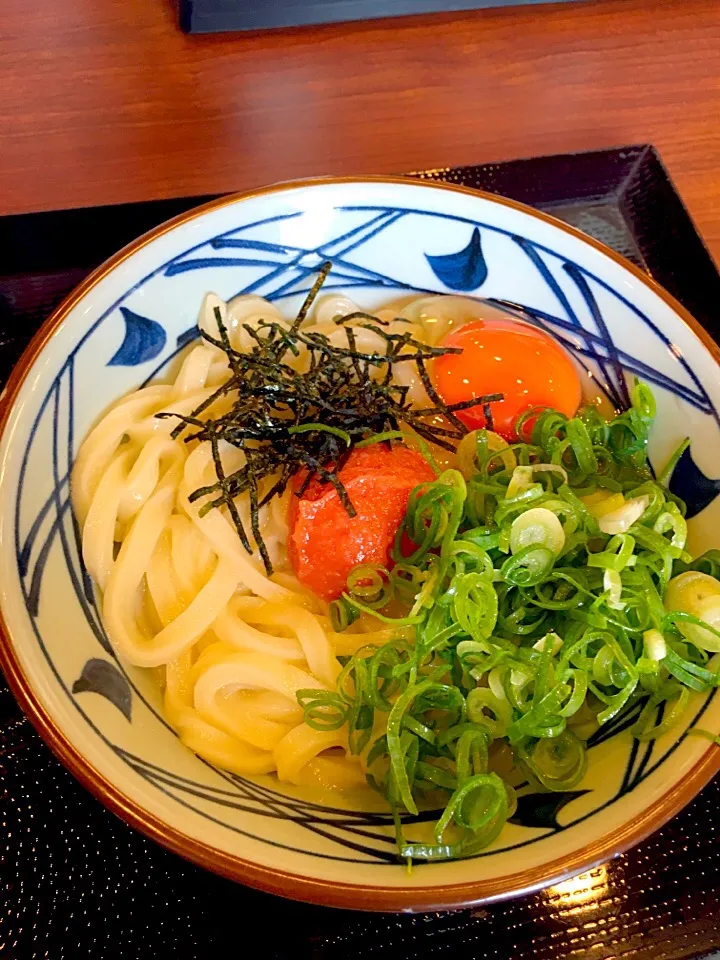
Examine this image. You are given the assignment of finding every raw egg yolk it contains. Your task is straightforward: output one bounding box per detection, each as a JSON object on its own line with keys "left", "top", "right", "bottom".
{"left": 431, "top": 317, "right": 582, "bottom": 440}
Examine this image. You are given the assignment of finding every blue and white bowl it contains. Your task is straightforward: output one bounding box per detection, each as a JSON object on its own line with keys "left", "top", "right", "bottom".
{"left": 1, "top": 177, "right": 718, "bottom": 910}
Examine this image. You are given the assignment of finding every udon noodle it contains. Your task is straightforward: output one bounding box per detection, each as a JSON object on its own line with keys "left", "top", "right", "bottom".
{"left": 73, "top": 291, "right": 492, "bottom": 791}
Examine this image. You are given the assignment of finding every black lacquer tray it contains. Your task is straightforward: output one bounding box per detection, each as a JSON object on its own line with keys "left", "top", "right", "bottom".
{"left": 178, "top": 0, "right": 585, "bottom": 36}
{"left": 1, "top": 145, "right": 719, "bottom": 960}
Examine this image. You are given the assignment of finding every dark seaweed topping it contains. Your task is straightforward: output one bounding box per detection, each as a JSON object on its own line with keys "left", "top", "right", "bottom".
{"left": 483, "top": 402, "right": 495, "bottom": 432}
{"left": 158, "top": 263, "right": 503, "bottom": 574}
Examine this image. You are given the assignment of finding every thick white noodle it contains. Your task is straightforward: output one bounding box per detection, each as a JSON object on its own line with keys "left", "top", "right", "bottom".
{"left": 73, "top": 290, "right": 452, "bottom": 787}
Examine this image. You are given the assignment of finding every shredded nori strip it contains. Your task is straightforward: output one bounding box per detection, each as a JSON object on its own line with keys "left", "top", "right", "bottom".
{"left": 158, "top": 262, "right": 503, "bottom": 574}
{"left": 483, "top": 402, "right": 495, "bottom": 432}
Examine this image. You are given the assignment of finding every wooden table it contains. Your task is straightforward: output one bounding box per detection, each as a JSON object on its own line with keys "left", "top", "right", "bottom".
{"left": 1, "top": 0, "right": 719, "bottom": 264}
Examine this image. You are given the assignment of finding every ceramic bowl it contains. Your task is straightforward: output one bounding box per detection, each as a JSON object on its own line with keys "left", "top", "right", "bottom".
{"left": 1, "top": 177, "right": 718, "bottom": 911}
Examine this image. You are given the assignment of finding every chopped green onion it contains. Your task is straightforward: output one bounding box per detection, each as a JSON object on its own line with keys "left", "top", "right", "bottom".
{"left": 519, "top": 731, "right": 587, "bottom": 790}
{"left": 296, "top": 690, "right": 350, "bottom": 730}
{"left": 687, "top": 727, "right": 720, "bottom": 746}
{"left": 287, "top": 423, "right": 351, "bottom": 445}
{"left": 509, "top": 507, "right": 566, "bottom": 556}
{"left": 329, "top": 597, "right": 360, "bottom": 632}
{"left": 643, "top": 628, "right": 667, "bottom": 662}
{"left": 355, "top": 430, "right": 405, "bottom": 448}
{"left": 501, "top": 545, "right": 555, "bottom": 587}
{"left": 317, "top": 381, "right": 719, "bottom": 865}
{"left": 466, "top": 688, "right": 512, "bottom": 737}
{"left": 657, "top": 438, "right": 690, "bottom": 485}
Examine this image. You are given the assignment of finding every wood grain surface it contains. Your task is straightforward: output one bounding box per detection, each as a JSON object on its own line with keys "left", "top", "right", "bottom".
{"left": 1, "top": 0, "right": 718, "bottom": 262}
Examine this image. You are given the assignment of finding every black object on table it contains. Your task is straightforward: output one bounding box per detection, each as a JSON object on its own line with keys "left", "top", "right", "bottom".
{"left": 179, "top": 0, "right": 586, "bottom": 36}
{"left": 1, "top": 145, "right": 719, "bottom": 960}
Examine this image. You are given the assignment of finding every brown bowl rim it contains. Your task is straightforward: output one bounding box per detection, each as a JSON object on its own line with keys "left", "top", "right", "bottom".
{"left": 0, "top": 175, "right": 718, "bottom": 912}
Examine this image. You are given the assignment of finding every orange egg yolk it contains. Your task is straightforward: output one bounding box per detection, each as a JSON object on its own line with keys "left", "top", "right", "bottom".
{"left": 431, "top": 316, "right": 582, "bottom": 440}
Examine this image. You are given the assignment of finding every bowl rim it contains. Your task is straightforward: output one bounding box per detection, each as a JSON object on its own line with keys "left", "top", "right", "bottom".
{"left": 0, "top": 174, "right": 718, "bottom": 912}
